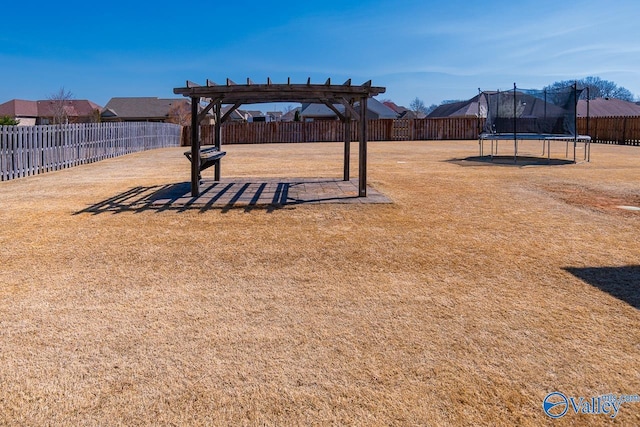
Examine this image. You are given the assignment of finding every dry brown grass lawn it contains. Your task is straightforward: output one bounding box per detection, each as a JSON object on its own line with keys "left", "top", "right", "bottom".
{"left": 0, "top": 140, "right": 638, "bottom": 426}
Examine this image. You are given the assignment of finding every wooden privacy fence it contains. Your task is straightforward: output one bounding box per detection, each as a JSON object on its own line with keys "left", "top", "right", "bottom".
{"left": 578, "top": 117, "right": 640, "bottom": 146}
{"left": 183, "top": 118, "right": 483, "bottom": 145}
{"left": 0, "top": 122, "right": 181, "bottom": 181}
{"left": 184, "top": 117, "right": 640, "bottom": 146}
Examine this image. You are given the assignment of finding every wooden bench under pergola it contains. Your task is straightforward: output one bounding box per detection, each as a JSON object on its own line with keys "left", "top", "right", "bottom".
{"left": 173, "top": 78, "right": 386, "bottom": 197}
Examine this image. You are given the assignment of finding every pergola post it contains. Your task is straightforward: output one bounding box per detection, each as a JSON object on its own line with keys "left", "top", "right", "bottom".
{"left": 343, "top": 108, "right": 351, "bottom": 181}
{"left": 358, "top": 96, "right": 367, "bottom": 197}
{"left": 190, "top": 96, "right": 200, "bottom": 197}
{"left": 214, "top": 99, "right": 222, "bottom": 181}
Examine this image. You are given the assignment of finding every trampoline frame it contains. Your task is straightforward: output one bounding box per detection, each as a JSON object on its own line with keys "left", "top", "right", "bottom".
{"left": 477, "top": 83, "right": 591, "bottom": 164}
{"left": 478, "top": 133, "right": 591, "bottom": 163}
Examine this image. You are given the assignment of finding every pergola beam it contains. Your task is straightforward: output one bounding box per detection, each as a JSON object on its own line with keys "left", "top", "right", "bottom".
{"left": 175, "top": 82, "right": 384, "bottom": 102}
{"left": 336, "top": 98, "right": 360, "bottom": 121}
{"left": 197, "top": 98, "right": 220, "bottom": 124}
{"left": 220, "top": 102, "right": 243, "bottom": 123}
{"left": 320, "top": 99, "right": 346, "bottom": 122}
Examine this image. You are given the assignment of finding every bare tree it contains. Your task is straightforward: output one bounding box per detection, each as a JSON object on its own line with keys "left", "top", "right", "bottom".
{"left": 167, "top": 100, "right": 192, "bottom": 126}
{"left": 90, "top": 108, "right": 101, "bottom": 123}
{"left": 409, "top": 97, "right": 428, "bottom": 115}
{"left": 47, "top": 87, "right": 74, "bottom": 124}
{"left": 544, "top": 77, "right": 635, "bottom": 101}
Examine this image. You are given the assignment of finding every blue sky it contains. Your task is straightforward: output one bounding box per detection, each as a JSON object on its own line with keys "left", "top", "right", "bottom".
{"left": 2, "top": 0, "right": 639, "bottom": 109}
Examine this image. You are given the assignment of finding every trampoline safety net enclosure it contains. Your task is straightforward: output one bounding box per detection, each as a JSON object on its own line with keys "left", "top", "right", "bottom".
{"left": 478, "top": 83, "right": 591, "bottom": 163}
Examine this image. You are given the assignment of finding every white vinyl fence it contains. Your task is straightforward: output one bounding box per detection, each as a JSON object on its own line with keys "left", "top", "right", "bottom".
{"left": 0, "top": 122, "right": 182, "bottom": 181}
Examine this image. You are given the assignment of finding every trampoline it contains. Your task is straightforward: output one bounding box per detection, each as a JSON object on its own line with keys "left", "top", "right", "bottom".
{"left": 478, "top": 83, "right": 591, "bottom": 163}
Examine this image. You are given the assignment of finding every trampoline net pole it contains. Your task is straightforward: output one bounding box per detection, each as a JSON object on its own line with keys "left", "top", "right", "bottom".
{"left": 513, "top": 83, "right": 517, "bottom": 163}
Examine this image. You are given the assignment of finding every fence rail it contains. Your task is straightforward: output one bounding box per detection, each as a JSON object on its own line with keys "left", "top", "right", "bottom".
{"left": 1, "top": 122, "right": 181, "bottom": 181}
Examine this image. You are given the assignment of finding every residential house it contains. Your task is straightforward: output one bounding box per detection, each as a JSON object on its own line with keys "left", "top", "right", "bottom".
{"left": 300, "top": 98, "right": 398, "bottom": 121}
{"left": 0, "top": 99, "right": 102, "bottom": 125}
{"left": 246, "top": 110, "right": 266, "bottom": 122}
{"left": 281, "top": 107, "right": 302, "bottom": 122}
{"left": 427, "top": 92, "right": 575, "bottom": 120}
{"left": 577, "top": 98, "right": 640, "bottom": 117}
{"left": 101, "top": 97, "right": 192, "bottom": 123}
{"left": 383, "top": 101, "right": 426, "bottom": 119}
{"left": 427, "top": 94, "right": 487, "bottom": 118}
{"left": 0, "top": 100, "right": 39, "bottom": 125}
{"left": 221, "top": 105, "right": 250, "bottom": 122}
{"left": 266, "top": 111, "right": 283, "bottom": 122}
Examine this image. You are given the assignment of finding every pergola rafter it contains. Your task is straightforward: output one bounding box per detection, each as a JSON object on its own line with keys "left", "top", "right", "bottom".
{"left": 174, "top": 78, "right": 385, "bottom": 197}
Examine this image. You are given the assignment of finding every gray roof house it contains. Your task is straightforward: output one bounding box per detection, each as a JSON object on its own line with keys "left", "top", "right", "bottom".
{"left": 577, "top": 98, "right": 640, "bottom": 117}
{"left": 301, "top": 98, "right": 398, "bottom": 121}
{"left": 101, "top": 97, "right": 192, "bottom": 122}
{"left": 427, "top": 94, "right": 486, "bottom": 118}
{"left": 281, "top": 107, "right": 302, "bottom": 122}
{"left": 245, "top": 110, "right": 266, "bottom": 122}
{"left": 428, "top": 92, "right": 570, "bottom": 119}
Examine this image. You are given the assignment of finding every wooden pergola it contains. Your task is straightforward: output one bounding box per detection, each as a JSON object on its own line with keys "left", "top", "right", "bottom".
{"left": 173, "top": 78, "right": 386, "bottom": 197}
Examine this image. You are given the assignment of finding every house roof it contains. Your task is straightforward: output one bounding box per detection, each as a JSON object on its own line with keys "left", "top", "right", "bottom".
{"left": 399, "top": 110, "right": 427, "bottom": 119}
{"left": 301, "top": 98, "right": 398, "bottom": 119}
{"left": 427, "top": 95, "right": 483, "bottom": 118}
{"left": 37, "top": 100, "right": 101, "bottom": 117}
{"left": 428, "top": 92, "right": 574, "bottom": 119}
{"left": 0, "top": 99, "right": 102, "bottom": 118}
{"left": 102, "top": 97, "right": 188, "bottom": 119}
{"left": 300, "top": 103, "right": 341, "bottom": 118}
{"left": 382, "top": 101, "right": 408, "bottom": 114}
{"left": 577, "top": 98, "right": 640, "bottom": 117}
{"left": 281, "top": 107, "right": 301, "bottom": 121}
{"left": 0, "top": 99, "right": 39, "bottom": 117}
{"left": 221, "top": 105, "right": 249, "bottom": 120}
{"left": 367, "top": 98, "right": 399, "bottom": 118}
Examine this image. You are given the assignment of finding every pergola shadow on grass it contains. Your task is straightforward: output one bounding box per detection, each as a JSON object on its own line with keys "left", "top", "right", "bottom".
{"left": 565, "top": 266, "right": 640, "bottom": 309}
{"left": 74, "top": 183, "right": 289, "bottom": 214}
{"left": 173, "top": 78, "right": 385, "bottom": 198}
{"left": 74, "top": 178, "right": 392, "bottom": 215}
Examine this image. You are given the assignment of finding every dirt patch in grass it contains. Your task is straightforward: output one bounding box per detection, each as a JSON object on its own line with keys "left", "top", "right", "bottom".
{"left": 0, "top": 141, "right": 639, "bottom": 426}
{"left": 541, "top": 183, "right": 640, "bottom": 216}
